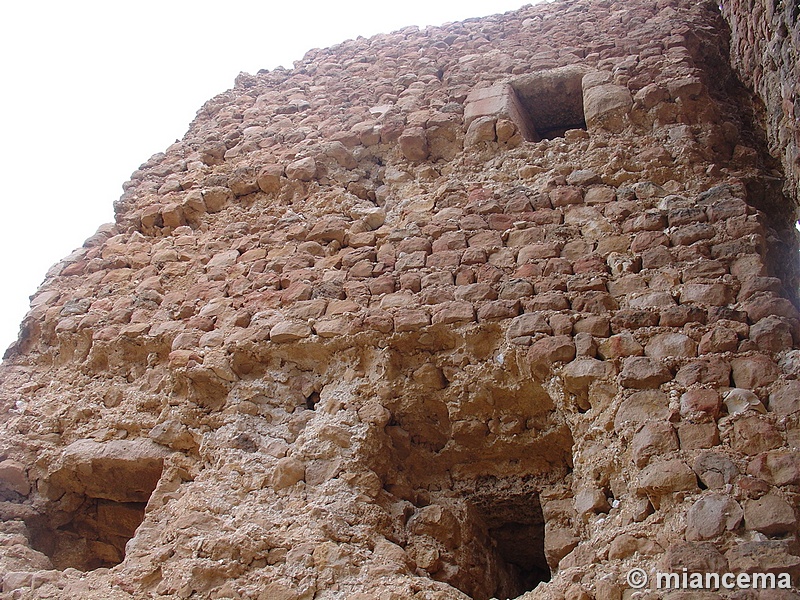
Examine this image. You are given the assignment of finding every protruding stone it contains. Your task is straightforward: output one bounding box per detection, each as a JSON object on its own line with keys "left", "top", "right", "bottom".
{"left": 747, "top": 450, "right": 800, "bottom": 485}
{"left": 731, "top": 354, "right": 780, "bottom": 389}
{"left": 644, "top": 332, "right": 697, "bottom": 359}
{"left": 693, "top": 452, "right": 739, "bottom": 489}
{"left": 0, "top": 460, "right": 30, "bottom": 496}
{"left": 615, "top": 390, "right": 670, "bottom": 431}
{"left": 685, "top": 494, "right": 743, "bottom": 541}
{"left": 561, "top": 358, "right": 613, "bottom": 394}
{"left": 619, "top": 357, "right": 671, "bottom": 388}
{"left": 583, "top": 83, "right": 633, "bottom": 132}
{"left": 631, "top": 421, "right": 679, "bottom": 467}
{"left": 286, "top": 157, "right": 318, "bottom": 181}
{"left": 272, "top": 457, "right": 305, "bottom": 490}
{"left": 744, "top": 494, "right": 796, "bottom": 536}
{"left": 398, "top": 127, "right": 429, "bottom": 161}
{"left": 270, "top": 321, "right": 312, "bottom": 343}
{"left": 638, "top": 459, "right": 697, "bottom": 507}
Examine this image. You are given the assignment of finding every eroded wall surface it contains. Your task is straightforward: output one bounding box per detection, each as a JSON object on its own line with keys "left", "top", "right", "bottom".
{"left": 1, "top": 1, "right": 799, "bottom": 599}
{"left": 722, "top": 0, "right": 800, "bottom": 205}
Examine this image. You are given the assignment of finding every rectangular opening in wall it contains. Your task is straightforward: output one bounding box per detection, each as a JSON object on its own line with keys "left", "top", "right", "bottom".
{"left": 28, "top": 439, "right": 166, "bottom": 571}
{"left": 511, "top": 66, "right": 588, "bottom": 140}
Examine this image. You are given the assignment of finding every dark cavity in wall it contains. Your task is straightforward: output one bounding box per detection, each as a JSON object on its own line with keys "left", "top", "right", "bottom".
{"left": 470, "top": 492, "right": 550, "bottom": 599}
{"left": 27, "top": 441, "right": 165, "bottom": 570}
{"left": 511, "top": 67, "right": 587, "bottom": 140}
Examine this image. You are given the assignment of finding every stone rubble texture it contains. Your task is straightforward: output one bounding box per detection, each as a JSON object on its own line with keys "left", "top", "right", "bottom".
{"left": 1, "top": 0, "right": 800, "bottom": 599}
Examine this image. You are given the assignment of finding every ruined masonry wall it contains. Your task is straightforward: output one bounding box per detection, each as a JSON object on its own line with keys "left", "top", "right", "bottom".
{"left": 1, "top": 1, "right": 800, "bottom": 599}
{"left": 722, "top": 0, "right": 800, "bottom": 204}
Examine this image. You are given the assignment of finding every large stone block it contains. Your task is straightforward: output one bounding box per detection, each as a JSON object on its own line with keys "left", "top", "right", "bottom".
{"left": 47, "top": 439, "right": 168, "bottom": 503}
{"left": 583, "top": 83, "right": 633, "bottom": 132}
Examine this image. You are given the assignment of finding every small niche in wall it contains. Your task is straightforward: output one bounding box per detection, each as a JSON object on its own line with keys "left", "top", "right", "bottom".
{"left": 511, "top": 66, "right": 588, "bottom": 140}
{"left": 28, "top": 439, "right": 166, "bottom": 571}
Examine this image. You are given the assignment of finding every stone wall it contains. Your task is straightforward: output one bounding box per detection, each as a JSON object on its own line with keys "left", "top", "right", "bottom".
{"left": 722, "top": 0, "right": 800, "bottom": 205}
{"left": 1, "top": 1, "right": 800, "bottom": 599}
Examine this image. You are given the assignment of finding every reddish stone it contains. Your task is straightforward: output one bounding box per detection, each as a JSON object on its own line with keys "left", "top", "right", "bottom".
{"left": 477, "top": 300, "right": 520, "bottom": 321}
{"left": 460, "top": 214, "right": 487, "bottom": 230}
{"left": 572, "top": 255, "right": 609, "bottom": 274}
{"left": 744, "top": 495, "right": 796, "bottom": 536}
{"left": 549, "top": 186, "right": 584, "bottom": 207}
{"left": 698, "top": 327, "right": 739, "bottom": 354}
{"left": 398, "top": 127, "right": 429, "bottom": 162}
{"left": 744, "top": 295, "right": 800, "bottom": 322}
{"left": 528, "top": 336, "right": 576, "bottom": 378}
{"left": 394, "top": 310, "right": 430, "bottom": 333}
{"left": 680, "top": 283, "right": 734, "bottom": 306}
{"left": 571, "top": 291, "right": 618, "bottom": 313}
{"left": 358, "top": 310, "right": 394, "bottom": 333}
{"left": 524, "top": 291, "right": 570, "bottom": 312}
{"left": 508, "top": 313, "right": 552, "bottom": 338}
{"left": 468, "top": 230, "right": 503, "bottom": 250}
{"left": 426, "top": 251, "right": 462, "bottom": 268}
{"left": 738, "top": 276, "right": 784, "bottom": 301}
{"left": 660, "top": 305, "right": 707, "bottom": 327}
{"left": 487, "top": 213, "right": 514, "bottom": 230}
{"left": 454, "top": 283, "right": 497, "bottom": 302}
{"left": 432, "top": 231, "right": 467, "bottom": 252}
{"left": 507, "top": 228, "right": 546, "bottom": 247}
{"left": 731, "top": 416, "right": 783, "bottom": 455}
{"left": 256, "top": 164, "right": 283, "bottom": 194}
{"left": 498, "top": 279, "right": 533, "bottom": 300}
{"left": 307, "top": 217, "right": 348, "bottom": 244}
{"left": 420, "top": 286, "right": 454, "bottom": 305}
{"left": 573, "top": 316, "right": 610, "bottom": 337}
{"left": 368, "top": 275, "right": 395, "bottom": 296}
{"left": 640, "top": 246, "right": 673, "bottom": 269}
{"left": 678, "top": 423, "right": 720, "bottom": 449}
{"left": 396, "top": 251, "right": 427, "bottom": 271}
{"left": 645, "top": 332, "right": 697, "bottom": 360}
{"left": 398, "top": 237, "right": 431, "bottom": 254}
{"left": 631, "top": 231, "right": 669, "bottom": 252}
{"left": 675, "top": 357, "right": 732, "bottom": 387}
{"left": 631, "top": 421, "right": 679, "bottom": 467}
{"left": 680, "top": 389, "right": 721, "bottom": 420}
{"left": 286, "top": 157, "right": 318, "bottom": 181}
{"left": 461, "top": 247, "right": 487, "bottom": 264}
{"left": 749, "top": 316, "right": 794, "bottom": 353}
{"left": 730, "top": 354, "right": 779, "bottom": 389}
{"left": 598, "top": 333, "right": 644, "bottom": 359}
{"left": 431, "top": 302, "right": 475, "bottom": 325}
{"left": 619, "top": 357, "right": 672, "bottom": 388}
{"left": 747, "top": 450, "right": 800, "bottom": 485}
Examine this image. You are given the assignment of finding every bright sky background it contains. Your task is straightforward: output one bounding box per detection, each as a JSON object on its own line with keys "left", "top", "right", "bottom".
{"left": 0, "top": 0, "right": 537, "bottom": 354}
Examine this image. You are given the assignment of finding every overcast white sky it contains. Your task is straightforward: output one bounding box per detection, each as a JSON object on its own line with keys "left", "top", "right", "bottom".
{"left": 0, "top": 0, "right": 535, "bottom": 353}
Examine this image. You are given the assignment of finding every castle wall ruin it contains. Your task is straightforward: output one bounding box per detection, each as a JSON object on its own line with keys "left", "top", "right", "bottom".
{"left": 1, "top": 1, "right": 800, "bottom": 599}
